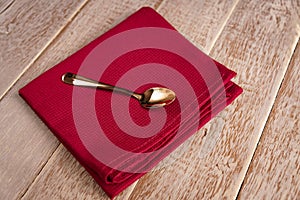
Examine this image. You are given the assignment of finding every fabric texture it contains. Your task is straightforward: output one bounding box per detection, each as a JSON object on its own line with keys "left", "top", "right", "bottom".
{"left": 19, "top": 7, "right": 242, "bottom": 198}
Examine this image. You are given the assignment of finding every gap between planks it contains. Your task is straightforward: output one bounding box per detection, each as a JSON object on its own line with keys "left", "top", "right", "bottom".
{"left": 0, "top": 0, "right": 15, "bottom": 15}
{"left": 224, "top": 28, "right": 300, "bottom": 200}
{"left": 206, "top": 0, "right": 239, "bottom": 53}
{"left": 19, "top": 143, "right": 60, "bottom": 199}
{"left": 0, "top": 0, "right": 90, "bottom": 101}
{"left": 235, "top": 37, "right": 300, "bottom": 199}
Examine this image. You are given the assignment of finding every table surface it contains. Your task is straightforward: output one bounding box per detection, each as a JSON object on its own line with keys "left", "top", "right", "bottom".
{"left": 1, "top": 0, "right": 299, "bottom": 199}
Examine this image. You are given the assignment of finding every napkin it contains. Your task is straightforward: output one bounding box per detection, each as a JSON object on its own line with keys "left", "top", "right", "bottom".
{"left": 19, "top": 7, "right": 242, "bottom": 198}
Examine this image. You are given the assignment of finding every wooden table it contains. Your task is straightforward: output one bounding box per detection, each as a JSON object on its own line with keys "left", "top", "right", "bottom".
{"left": 1, "top": 0, "right": 299, "bottom": 199}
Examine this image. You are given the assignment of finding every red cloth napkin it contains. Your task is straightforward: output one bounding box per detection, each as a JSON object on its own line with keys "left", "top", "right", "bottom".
{"left": 19, "top": 7, "right": 242, "bottom": 198}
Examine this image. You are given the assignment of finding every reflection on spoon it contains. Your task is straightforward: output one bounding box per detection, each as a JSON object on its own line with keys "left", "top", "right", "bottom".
{"left": 62, "top": 73, "right": 176, "bottom": 108}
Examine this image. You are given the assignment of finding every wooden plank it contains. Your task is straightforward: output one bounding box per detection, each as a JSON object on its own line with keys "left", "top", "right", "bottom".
{"left": 21, "top": 145, "right": 138, "bottom": 200}
{"left": 237, "top": 41, "right": 300, "bottom": 199}
{"left": 0, "top": 0, "right": 88, "bottom": 99}
{"left": 129, "top": 0, "right": 300, "bottom": 199}
{"left": 0, "top": 1, "right": 89, "bottom": 199}
{"left": 15, "top": 0, "right": 242, "bottom": 199}
{"left": 0, "top": 1, "right": 162, "bottom": 200}
{"left": 156, "top": 0, "right": 239, "bottom": 52}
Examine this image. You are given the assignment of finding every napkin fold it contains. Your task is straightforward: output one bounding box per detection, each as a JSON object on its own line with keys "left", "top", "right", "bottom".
{"left": 19, "top": 7, "right": 242, "bottom": 198}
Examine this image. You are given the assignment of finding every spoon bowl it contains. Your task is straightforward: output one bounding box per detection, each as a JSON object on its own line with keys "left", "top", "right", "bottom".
{"left": 140, "top": 87, "right": 176, "bottom": 108}
{"left": 62, "top": 73, "right": 176, "bottom": 108}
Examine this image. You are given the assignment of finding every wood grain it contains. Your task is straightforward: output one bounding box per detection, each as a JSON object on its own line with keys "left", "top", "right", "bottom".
{"left": 156, "top": 0, "right": 239, "bottom": 52}
{"left": 14, "top": 0, "right": 242, "bottom": 199}
{"left": 1, "top": 0, "right": 300, "bottom": 199}
{"left": 0, "top": 1, "right": 88, "bottom": 199}
{"left": 237, "top": 41, "right": 300, "bottom": 199}
{"left": 0, "top": 0, "right": 88, "bottom": 99}
{"left": 129, "top": 0, "right": 300, "bottom": 199}
{"left": 21, "top": 145, "right": 138, "bottom": 200}
{"left": 0, "top": 1, "right": 162, "bottom": 200}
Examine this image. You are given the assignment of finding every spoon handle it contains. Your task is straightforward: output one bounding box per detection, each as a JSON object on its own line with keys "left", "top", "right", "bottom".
{"left": 62, "top": 72, "right": 143, "bottom": 100}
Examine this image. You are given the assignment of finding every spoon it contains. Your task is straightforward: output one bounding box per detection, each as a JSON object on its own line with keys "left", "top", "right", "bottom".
{"left": 62, "top": 72, "right": 176, "bottom": 108}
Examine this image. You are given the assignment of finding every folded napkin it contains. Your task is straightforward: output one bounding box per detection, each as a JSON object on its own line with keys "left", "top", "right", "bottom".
{"left": 19, "top": 7, "right": 242, "bottom": 198}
